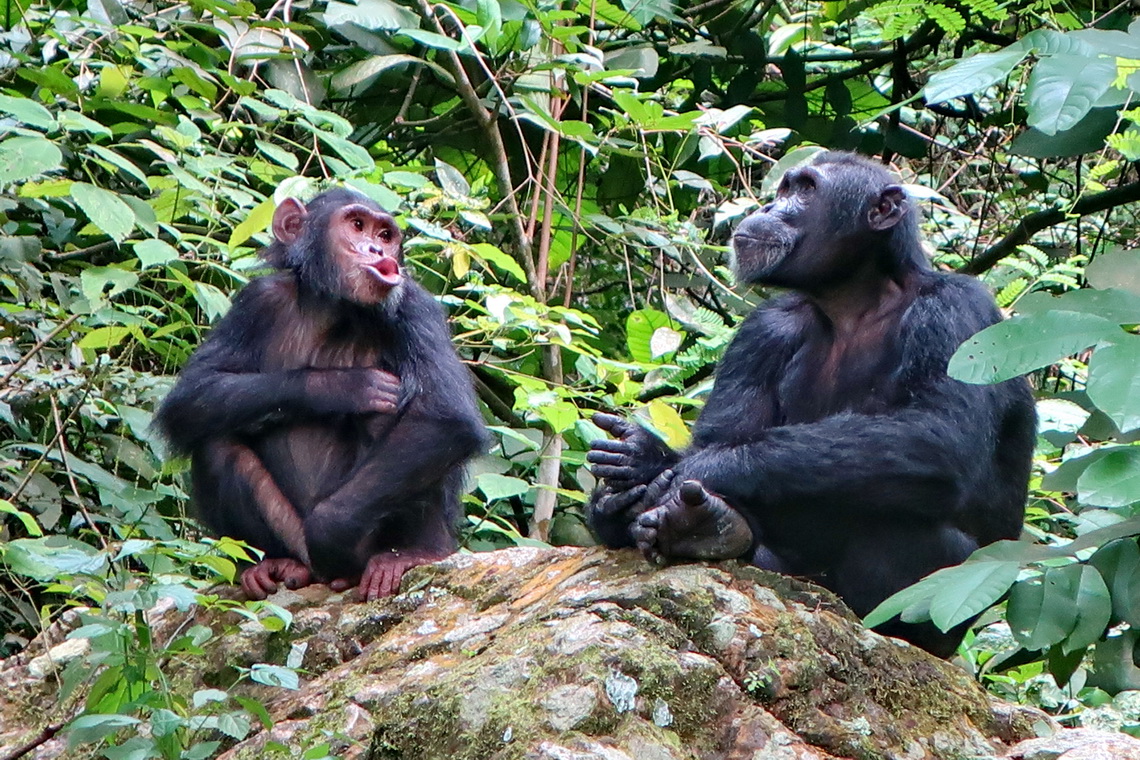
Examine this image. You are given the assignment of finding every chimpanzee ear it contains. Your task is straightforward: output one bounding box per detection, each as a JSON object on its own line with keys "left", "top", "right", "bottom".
{"left": 272, "top": 198, "right": 308, "bottom": 244}
{"left": 868, "top": 185, "right": 907, "bottom": 231}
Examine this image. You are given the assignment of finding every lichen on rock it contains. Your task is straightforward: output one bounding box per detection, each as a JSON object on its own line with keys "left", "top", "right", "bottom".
{"left": 4, "top": 546, "right": 1134, "bottom": 760}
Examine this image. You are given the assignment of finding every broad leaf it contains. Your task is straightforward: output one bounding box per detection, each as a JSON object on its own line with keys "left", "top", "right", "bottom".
{"left": 948, "top": 311, "right": 1118, "bottom": 384}
{"left": 1077, "top": 447, "right": 1140, "bottom": 507}
{"left": 1086, "top": 248, "right": 1140, "bottom": 296}
{"left": 1025, "top": 55, "right": 1116, "bottom": 135}
{"left": 1087, "top": 338, "right": 1140, "bottom": 433}
{"left": 133, "top": 239, "right": 179, "bottom": 269}
{"left": 627, "top": 309, "right": 680, "bottom": 364}
{"left": 1089, "top": 538, "right": 1140, "bottom": 626}
{"left": 228, "top": 197, "right": 275, "bottom": 250}
{"left": 1016, "top": 288, "right": 1140, "bottom": 324}
{"left": 476, "top": 473, "right": 531, "bottom": 501}
{"left": 924, "top": 48, "right": 1028, "bottom": 104}
{"left": 0, "top": 136, "right": 63, "bottom": 183}
{"left": 72, "top": 183, "right": 135, "bottom": 241}
{"left": 928, "top": 560, "right": 1021, "bottom": 631}
{"left": 1008, "top": 571, "right": 1074, "bottom": 650}
{"left": 1059, "top": 564, "right": 1113, "bottom": 652}
{"left": 0, "top": 94, "right": 55, "bottom": 129}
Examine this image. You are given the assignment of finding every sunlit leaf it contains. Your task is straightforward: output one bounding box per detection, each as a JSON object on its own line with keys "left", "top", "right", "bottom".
{"left": 0, "top": 136, "right": 63, "bottom": 184}
{"left": 72, "top": 183, "right": 135, "bottom": 242}
{"left": 1087, "top": 339, "right": 1140, "bottom": 433}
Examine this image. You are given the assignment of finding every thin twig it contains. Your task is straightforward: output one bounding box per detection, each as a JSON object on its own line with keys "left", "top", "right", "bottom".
{"left": 0, "top": 315, "right": 80, "bottom": 390}
{"left": 0, "top": 724, "right": 63, "bottom": 760}
{"left": 50, "top": 396, "right": 109, "bottom": 551}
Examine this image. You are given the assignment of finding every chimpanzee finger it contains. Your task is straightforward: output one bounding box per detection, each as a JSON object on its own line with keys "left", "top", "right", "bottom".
{"left": 632, "top": 509, "right": 662, "bottom": 564}
{"left": 587, "top": 440, "right": 637, "bottom": 458}
{"left": 596, "top": 484, "right": 647, "bottom": 516}
{"left": 586, "top": 449, "right": 627, "bottom": 466}
{"left": 592, "top": 413, "right": 635, "bottom": 438}
{"left": 589, "top": 464, "right": 638, "bottom": 485}
{"left": 241, "top": 566, "right": 274, "bottom": 600}
{"left": 329, "top": 577, "right": 356, "bottom": 592}
{"left": 642, "top": 469, "right": 677, "bottom": 507}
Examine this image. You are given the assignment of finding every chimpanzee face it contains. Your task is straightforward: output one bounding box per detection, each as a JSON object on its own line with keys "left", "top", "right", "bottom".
{"left": 327, "top": 203, "right": 404, "bottom": 305}
{"left": 271, "top": 193, "right": 405, "bottom": 307}
{"left": 730, "top": 156, "right": 908, "bottom": 291}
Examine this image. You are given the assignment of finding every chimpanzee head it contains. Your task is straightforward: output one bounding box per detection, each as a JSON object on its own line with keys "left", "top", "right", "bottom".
{"left": 731, "top": 152, "right": 925, "bottom": 292}
{"left": 266, "top": 188, "right": 405, "bottom": 307}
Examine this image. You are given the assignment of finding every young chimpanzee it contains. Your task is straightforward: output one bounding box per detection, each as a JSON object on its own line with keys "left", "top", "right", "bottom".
{"left": 587, "top": 152, "right": 1035, "bottom": 656}
{"left": 157, "top": 188, "right": 486, "bottom": 601}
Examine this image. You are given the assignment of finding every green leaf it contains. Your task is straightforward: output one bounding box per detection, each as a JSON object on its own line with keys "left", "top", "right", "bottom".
{"left": 535, "top": 400, "right": 579, "bottom": 433}
{"left": 78, "top": 326, "right": 133, "bottom": 350}
{"left": 928, "top": 559, "right": 1021, "bottom": 631}
{"left": 469, "top": 243, "right": 526, "bottom": 283}
{"left": 58, "top": 110, "right": 112, "bottom": 136}
{"left": 0, "top": 499, "right": 42, "bottom": 536}
{"left": 133, "top": 240, "right": 179, "bottom": 269}
{"left": 194, "top": 282, "right": 232, "bottom": 322}
{"left": 331, "top": 54, "right": 455, "bottom": 93}
{"left": 1087, "top": 339, "right": 1140, "bottom": 433}
{"left": 1016, "top": 287, "right": 1140, "bottom": 324}
{"left": 229, "top": 198, "right": 276, "bottom": 250}
{"left": 1086, "top": 248, "right": 1140, "bottom": 296}
{"left": 1008, "top": 573, "right": 1071, "bottom": 650}
{"left": 645, "top": 400, "right": 690, "bottom": 449}
{"left": 249, "top": 664, "right": 299, "bottom": 690}
{"left": 80, "top": 266, "right": 138, "bottom": 304}
{"left": 0, "top": 136, "right": 63, "bottom": 184}
{"left": 1078, "top": 447, "right": 1140, "bottom": 507}
{"left": 0, "top": 94, "right": 56, "bottom": 130}
{"left": 1061, "top": 565, "right": 1113, "bottom": 652}
{"left": 4, "top": 537, "right": 108, "bottom": 581}
{"left": 1089, "top": 538, "right": 1140, "bottom": 626}
{"left": 1026, "top": 54, "right": 1117, "bottom": 135}
{"left": 948, "top": 311, "right": 1119, "bottom": 384}
{"left": 863, "top": 573, "right": 943, "bottom": 628}
{"left": 476, "top": 473, "right": 531, "bottom": 501}
{"left": 435, "top": 159, "right": 470, "bottom": 198}
{"left": 396, "top": 29, "right": 463, "bottom": 51}
{"left": 72, "top": 183, "right": 135, "bottom": 242}
{"left": 1011, "top": 106, "right": 1119, "bottom": 158}
{"left": 627, "top": 309, "right": 677, "bottom": 364}
{"left": 924, "top": 47, "right": 1028, "bottom": 104}
{"left": 66, "top": 714, "right": 142, "bottom": 746}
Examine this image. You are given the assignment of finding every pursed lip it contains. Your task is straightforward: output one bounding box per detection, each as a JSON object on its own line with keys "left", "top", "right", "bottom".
{"left": 365, "top": 256, "right": 402, "bottom": 288}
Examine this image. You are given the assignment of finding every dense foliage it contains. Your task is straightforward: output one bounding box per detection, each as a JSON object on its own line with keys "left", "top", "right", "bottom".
{"left": 2, "top": 0, "right": 1140, "bottom": 753}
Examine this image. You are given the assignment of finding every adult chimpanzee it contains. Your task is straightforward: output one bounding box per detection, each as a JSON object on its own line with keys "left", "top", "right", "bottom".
{"left": 587, "top": 152, "right": 1035, "bottom": 657}
{"left": 157, "top": 188, "right": 486, "bottom": 602}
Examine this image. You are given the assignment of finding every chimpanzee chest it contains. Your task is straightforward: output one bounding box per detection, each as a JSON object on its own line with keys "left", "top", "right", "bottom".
{"left": 259, "top": 317, "right": 389, "bottom": 513}
{"left": 778, "top": 333, "right": 903, "bottom": 423}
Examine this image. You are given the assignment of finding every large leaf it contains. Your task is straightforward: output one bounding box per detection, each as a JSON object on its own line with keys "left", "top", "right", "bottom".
{"left": 1011, "top": 107, "right": 1119, "bottom": 158}
{"left": 924, "top": 48, "right": 1028, "bottom": 104}
{"left": 1016, "top": 288, "right": 1140, "bottom": 324}
{"left": 949, "top": 311, "right": 1119, "bottom": 384}
{"left": 1058, "top": 564, "right": 1113, "bottom": 652}
{"left": 476, "top": 473, "right": 531, "bottom": 501}
{"left": 928, "top": 559, "right": 1021, "bottom": 631}
{"left": 1086, "top": 248, "right": 1140, "bottom": 296}
{"left": 1089, "top": 539, "right": 1140, "bottom": 627}
{"left": 0, "top": 94, "right": 56, "bottom": 129}
{"left": 1077, "top": 447, "right": 1140, "bottom": 507}
{"left": 0, "top": 136, "right": 63, "bottom": 183}
{"left": 72, "top": 183, "right": 135, "bottom": 241}
{"left": 1025, "top": 54, "right": 1117, "bottom": 135}
{"left": 1087, "top": 338, "right": 1140, "bottom": 433}
{"left": 1008, "top": 569, "right": 1078, "bottom": 651}
{"left": 626, "top": 309, "right": 680, "bottom": 364}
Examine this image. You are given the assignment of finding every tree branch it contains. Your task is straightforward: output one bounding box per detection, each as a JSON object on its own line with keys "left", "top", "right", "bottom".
{"left": 959, "top": 179, "right": 1140, "bottom": 276}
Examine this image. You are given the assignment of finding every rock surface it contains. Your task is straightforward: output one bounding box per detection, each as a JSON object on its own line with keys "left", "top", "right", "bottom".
{"left": 2, "top": 546, "right": 1137, "bottom": 759}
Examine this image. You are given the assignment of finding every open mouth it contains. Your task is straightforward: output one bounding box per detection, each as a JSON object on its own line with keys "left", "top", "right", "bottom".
{"left": 368, "top": 257, "right": 402, "bottom": 288}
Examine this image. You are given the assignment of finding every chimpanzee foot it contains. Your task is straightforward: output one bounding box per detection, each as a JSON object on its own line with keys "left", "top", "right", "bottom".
{"left": 632, "top": 479, "right": 754, "bottom": 565}
{"left": 240, "top": 558, "right": 313, "bottom": 600}
{"left": 352, "top": 549, "right": 449, "bottom": 601}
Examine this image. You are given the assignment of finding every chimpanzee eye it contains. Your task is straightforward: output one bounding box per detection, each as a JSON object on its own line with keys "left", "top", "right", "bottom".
{"left": 353, "top": 218, "right": 364, "bottom": 232}
{"left": 379, "top": 227, "right": 393, "bottom": 243}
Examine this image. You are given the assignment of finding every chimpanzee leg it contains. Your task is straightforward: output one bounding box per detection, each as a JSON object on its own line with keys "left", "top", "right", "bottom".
{"left": 829, "top": 523, "right": 978, "bottom": 658}
{"left": 195, "top": 440, "right": 313, "bottom": 599}
{"left": 323, "top": 485, "right": 459, "bottom": 602}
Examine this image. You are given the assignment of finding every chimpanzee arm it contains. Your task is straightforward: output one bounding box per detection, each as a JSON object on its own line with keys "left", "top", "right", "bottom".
{"left": 302, "top": 285, "right": 486, "bottom": 575}
{"left": 677, "top": 277, "right": 1018, "bottom": 533}
{"left": 157, "top": 277, "right": 399, "bottom": 454}
{"left": 586, "top": 297, "right": 803, "bottom": 549}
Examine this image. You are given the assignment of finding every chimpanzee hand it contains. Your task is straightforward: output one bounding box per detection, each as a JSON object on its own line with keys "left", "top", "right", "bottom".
{"left": 328, "top": 548, "right": 448, "bottom": 601}
{"left": 587, "top": 413, "right": 679, "bottom": 492}
{"left": 632, "top": 479, "right": 753, "bottom": 565}
{"left": 305, "top": 368, "right": 401, "bottom": 415}
{"left": 240, "top": 557, "right": 313, "bottom": 600}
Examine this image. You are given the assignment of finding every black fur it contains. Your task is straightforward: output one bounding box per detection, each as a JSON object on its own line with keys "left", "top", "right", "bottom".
{"left": 588, "top": 152, "right": 1035, "bottom": 657}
